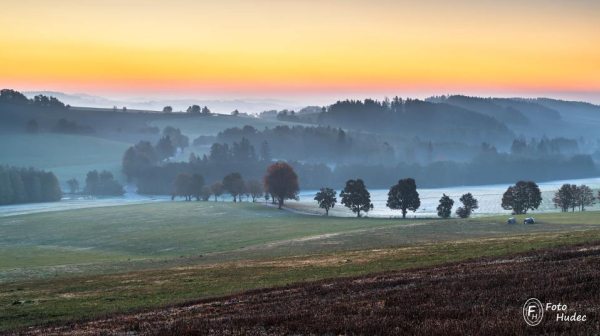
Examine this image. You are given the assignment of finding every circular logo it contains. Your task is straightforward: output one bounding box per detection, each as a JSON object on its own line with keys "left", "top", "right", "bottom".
{"left": 523, "top": 298, "right": 544, "bottom": 326}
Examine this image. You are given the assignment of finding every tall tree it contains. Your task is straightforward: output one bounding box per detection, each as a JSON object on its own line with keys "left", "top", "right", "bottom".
{"left": 263, "top": 162, "right": 299, "bottom": 209}
{"left": 189, "top": 174, "right": 205, "bottom": 201}
{"left": 210, "top": 182, "right": 223, "bottom": 202}
{"left": 223, "top": 172, "right": 245, "bottom": 202}
{"left": 260, "top": 141, "right": 272, "bottom": 162}
{"left": 247, "top": 179, "right": 264, "bottom": 202}
{"left": 67, "top": 178, "right": 79, "bottom": 194}
{"left": 40, "top": 172, "right": 62, "bottom": 202}
{"left": 501, "top": 181, "right": 542, "bottom": 215}
{"left": 201, "top": 186, "right": 212, "bottom": 201}
{"left": 553, "top": 184, "right": 575, "bottom": 212}
{"left": 576, "top": 185, "right": 595, "bottom": 211}
{"left": 162, "top": 106, "right": 173, "bottom": 113}
{"left": 456, "top": 193, "right": 478, "bottom": 218}
{"left": 156, "top": 136, "right": 175, "bottom": 161}
{"left": 187, "top": 105, "right": 201, "bottom": 114}
{"left": 386, "top": 178, "right": 421, "bottom": 219}
{"left": 340, "top": 179, "right": 373, "bottom": 218}
{"left": 314, "top": 187, "right": 337, "bottom": 216}
{"left": 173, "top": 173, "right": 192, "bottom": 201}
{"left": 437, "top": 194, "right": 454, "bottom": 219}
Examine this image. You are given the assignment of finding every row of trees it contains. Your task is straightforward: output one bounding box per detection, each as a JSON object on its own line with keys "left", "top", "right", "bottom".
{"left": 171, "top": 162, "right": 300, "bottom": 209}
{"left": 313, "top": 180, "right": 548, "bottom": 218}
{"left": 0, "top": 89, "right": 68, "bottom": 109}
{"left": 553, "top": 184, "right": 596, "bottom": 212}
{"left": 314, "top": 178, "right": 481, "bottom": 218}
{"left": 83, "top": 171, "right": 124, "bottom": 196}
{"left": 0, "top": 166, "right": 62, "bottom": 205}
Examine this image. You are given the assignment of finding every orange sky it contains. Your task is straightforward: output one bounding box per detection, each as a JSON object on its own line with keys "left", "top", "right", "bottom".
{"left": 1, "top": 0, "right": 599, "bottom": 98}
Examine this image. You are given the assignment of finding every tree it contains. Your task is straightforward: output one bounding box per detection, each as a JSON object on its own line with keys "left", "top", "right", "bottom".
{"left": 201, "top": 186, "right": 212, "bottom": 201}
{"left": 576, "top": 185, "right": 594, "bottom": 211}
{"left": 223, "top": 173, "right": 244, "bottom": 202}
{"left": 456, "top": 193, "right": 478, "bottom": 218}
{"left": 122, "top": 141, "right": 157, "bottom": 181}
{"left": 163, "top": 126, "right": 189, "bottom": 152}
{"left": 84, "top": 170, "right": 123, "bottom": 196}
{"left": 260, "top": 141, "right": 272, "bottom": 162}
{"left": 201, "top": 106, "right": 211, "bottom": 115}
{"left": 174, "top": 173, "right": 192, "bottom": 201}
{"left": 247, "top": 179, "right": 264, "bottom": 202}
{"left": 263, "top": 162, "right": 299, "bottom": 209}
{"left": 25, "top": 119, "right": 39, "bottom": 133}
{"left": 553, "top": 184, "right": 575, "bottom": 212}
{"left": 501, "top": 181, "right": 542, "bottom": 214}
{"left": 314, "top": 187, "right": 337, "bottom": 216}
{"left": 210, "top": 182, "right": 223, "bottom": 202}
{"left": 231, "top": 109, "right": 240, "bottom": 116}
{"left": 40, "top": 171, "right": 62, "bottom": 202}
{"left": 187, "top": 105, "right": 201, "bottom": 114}
{"left": 437, "top": 194, "right": 454, "bottom": 219}
{"left": 340, "top": 179, "right": 373, "bottom": 217}
{"left": 163, "top": 106, "right": 173, "bottom": 113}
{"left": 386, "top": 178, "right": 420, "bottom": 219}
{"left": 189, "top": 174, "right": 205, "bottom": 201}
{"left": 67, "top": 178, "right": 79, "bottom": 194}
{"left": 156, "top": 136, "right": 175, "bottom": 161}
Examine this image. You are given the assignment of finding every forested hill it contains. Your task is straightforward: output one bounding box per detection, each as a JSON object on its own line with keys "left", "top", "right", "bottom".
{"left": 315, "top": 98, "right": 513, "bottom": 144}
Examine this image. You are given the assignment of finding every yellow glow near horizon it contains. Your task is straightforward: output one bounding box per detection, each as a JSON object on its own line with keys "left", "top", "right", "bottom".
{"left": 1, "top": 0, "right": 599, "bottom": 95}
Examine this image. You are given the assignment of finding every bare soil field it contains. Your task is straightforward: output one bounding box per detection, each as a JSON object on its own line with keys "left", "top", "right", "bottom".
{"left": 19, "top": 242, "right": 600, "bottom": 336}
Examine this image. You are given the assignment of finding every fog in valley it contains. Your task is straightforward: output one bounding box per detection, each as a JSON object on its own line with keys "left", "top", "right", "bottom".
{"left": 1, "top": 89, "right": 600, "bottom": 218}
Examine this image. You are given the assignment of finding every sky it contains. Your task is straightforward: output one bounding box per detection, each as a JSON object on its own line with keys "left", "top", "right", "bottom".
{"left": 1, "top": 0, "right": 599, "bottom": 103}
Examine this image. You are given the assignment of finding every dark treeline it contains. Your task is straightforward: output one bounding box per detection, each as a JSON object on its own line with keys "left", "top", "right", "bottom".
{"left": 52, "top": 118, "right": 96, "bottom": 134}
{"left": 83, "top": 170, "right": 124, "bottom": 196}
{"left": 510, "top": 137, "right": 580, "bottom": 156}
{"left": 426, "top": 95, "right": 561, "bottom": 125}
{"left": 315, "top": 98, "right": 514, "bottom": 143}
{"left": 331, "top": 154, "right": 597, "bottom": 189}
{"left": 126, "top": 137, "right": 332, "bottom": 193}
{"left": 0, "top": 89, "right": 68, "bottom": 109}
{"left": 0, "top": 166, "right": 62, "bottom": 205}
{"left": 215, "top": 125, "right": 395, "bottom": 164}
{"left": 128, "top": 137, "right": 597, "bottom": 195}
{"left": 204, "top": 125, "right": 485, "bottom": 165}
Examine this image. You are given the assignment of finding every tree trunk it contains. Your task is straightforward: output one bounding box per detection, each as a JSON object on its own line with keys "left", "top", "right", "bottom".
{"left": 402, "top": 208, "right": 407, "bottom": 219}
{"left": 278, "top": 198, "right": 283, "bottom": 209}
{"left": 325, "top": 209, "right": 329, "bottom": 216}
{"left": 357, "top": 209, "right": 361, "bottom": 218}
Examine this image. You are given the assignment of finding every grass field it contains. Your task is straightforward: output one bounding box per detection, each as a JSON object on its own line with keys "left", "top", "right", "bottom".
{"left": 0, "top": 133, "right": 130, "bottom": 187}
{"left": 1, "top": 202, "right": 600, "bottom": 332}
{"left": 23, "top": 242, "right": 600, "bottom": 335}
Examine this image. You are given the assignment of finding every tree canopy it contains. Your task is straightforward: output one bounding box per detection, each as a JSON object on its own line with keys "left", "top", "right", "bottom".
{"left": 340, "top": 179, "right": 373, "bottom": 218}
{"left": 314, "top": 187, "right": 337, "bottom": 216}
{"left": 263, "top": 162, "right": 299, "bottom": 209}
{"left": 386, "top": 178, "right": 421, "bottom": 218}
{"left": 501, "top": 181, "right": 542, "bottom": 215}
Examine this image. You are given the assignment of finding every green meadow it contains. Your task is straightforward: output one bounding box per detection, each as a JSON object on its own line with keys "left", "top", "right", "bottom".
{"left": 1, "top": 201, "right": 599, "bottom": 331}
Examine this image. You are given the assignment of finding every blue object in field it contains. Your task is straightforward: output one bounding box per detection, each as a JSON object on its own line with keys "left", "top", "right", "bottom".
{"left": 524, "top": 217, "right": 535, "bottom": 224}
{"left": 507, "top": 217, "right": 516, "bottom": 224}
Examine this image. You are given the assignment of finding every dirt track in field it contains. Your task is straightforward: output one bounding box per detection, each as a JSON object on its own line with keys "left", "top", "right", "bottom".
{"left": 20, "top": 242, "right": 600, "bottom": 336}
